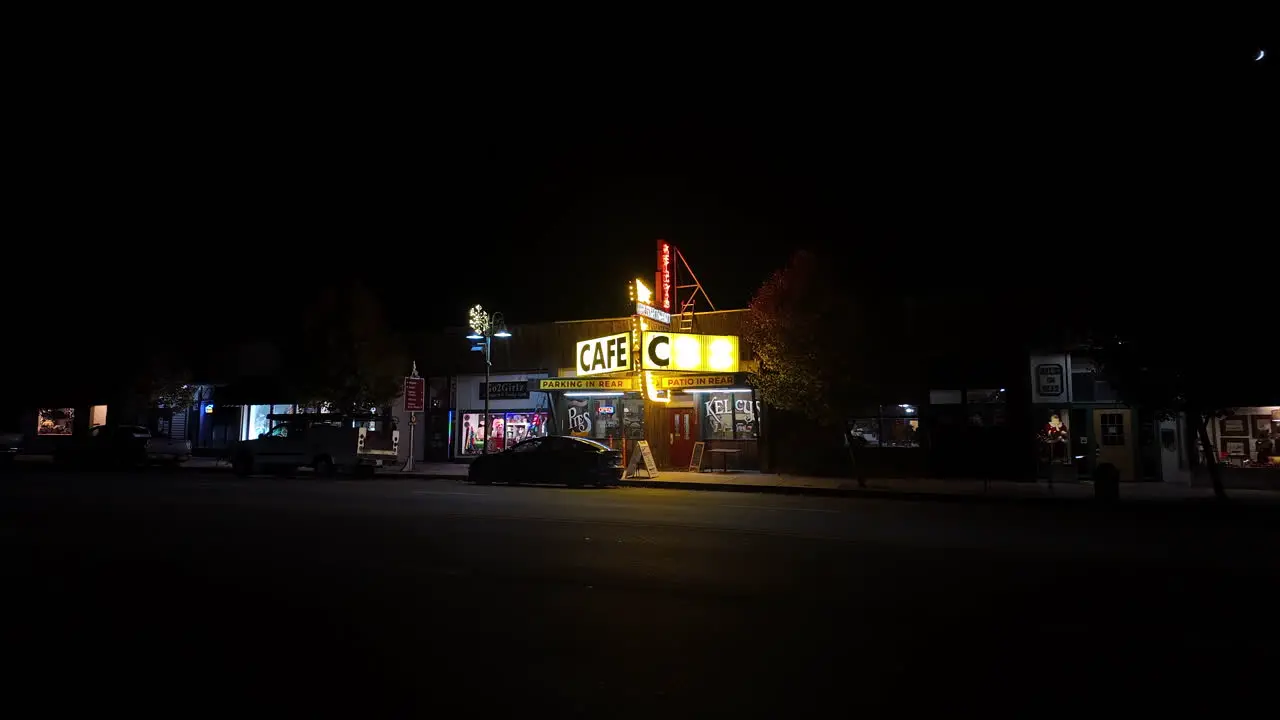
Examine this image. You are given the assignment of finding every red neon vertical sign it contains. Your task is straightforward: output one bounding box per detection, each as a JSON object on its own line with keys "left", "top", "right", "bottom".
{"left": 656, "top": 239, "right": 672, "bottom": 311}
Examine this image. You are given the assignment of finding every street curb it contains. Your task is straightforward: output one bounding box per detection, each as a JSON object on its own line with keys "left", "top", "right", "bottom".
{"left": 616, "top": 479, "right": 1068, "bottom": 503}
{"left": 7, "top": 459, "right": 466, "bottom": 482}
{"left": 186, "top": 468, "right": 465, "bottom": 481}
{"left": 613, "top": 479, "right": 1242, "bottom": 506}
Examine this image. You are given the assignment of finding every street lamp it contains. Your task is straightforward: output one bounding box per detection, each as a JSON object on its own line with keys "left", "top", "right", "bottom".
{"left": 467, "top": 304, "right": 510, "bottom": 455}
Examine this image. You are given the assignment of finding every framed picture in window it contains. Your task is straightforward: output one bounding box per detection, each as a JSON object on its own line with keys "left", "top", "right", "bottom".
{"left": 1218, "top": 416, "right": 1249, "bottom": 437}
{"left": 1252, "top": 416, "right": 1274, "bottom": 437}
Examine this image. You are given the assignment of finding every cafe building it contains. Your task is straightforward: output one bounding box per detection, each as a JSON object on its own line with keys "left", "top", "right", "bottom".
{"left": 422, "top": 242, "right": 760, "bottom": 470}
{"left": 430, "top": 307, "right": 761, "bottom": 471}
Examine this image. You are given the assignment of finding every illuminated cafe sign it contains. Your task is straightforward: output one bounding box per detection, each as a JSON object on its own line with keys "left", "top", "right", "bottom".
{"left": 635, "top": 302, "right": 671, "bottom": 325}
{"left": 641, "top": 332, "right": 740, "bottom": 373}
{"left": 656, "top": 375, "right": 736, "bottom": 390}
{"left": 575, "top": 332, "right": 631, "bottom": 376}
{"left": 538, "top": 377, "right": 637, "bottom": 391}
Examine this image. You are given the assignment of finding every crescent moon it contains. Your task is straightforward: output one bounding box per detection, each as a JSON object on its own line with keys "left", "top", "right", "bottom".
{"left": 1257, "top": 49, "right": 1266, "bottom": 61}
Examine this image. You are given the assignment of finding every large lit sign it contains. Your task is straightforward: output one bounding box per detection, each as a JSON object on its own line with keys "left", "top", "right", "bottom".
{"left": 635, "top": 302, "right": 670, "bottom": 325}
{"left": 575, "top": 333, "right": 632, "bottom": 376}
{"left": 656, "top": 239, "right": 672, "bottom": 312}
{"left": 641, "top": 332, "right": 739, "bottom": 372}
{"left": 538, "top": 377, "right": 636, "bottom": 391}
{"left": 633, "top": 278, "right": 652, "bottom": 304}
{"left": 630, "top": 278, "right": 670, "bottom": 324}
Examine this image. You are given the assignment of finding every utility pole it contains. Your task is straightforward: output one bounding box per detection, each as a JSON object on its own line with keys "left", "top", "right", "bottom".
{"left": 402, "top": 361, "right": 424, "bottom": 472}
{"left": 467, "top": 305, "right": 510, "bottom": 455}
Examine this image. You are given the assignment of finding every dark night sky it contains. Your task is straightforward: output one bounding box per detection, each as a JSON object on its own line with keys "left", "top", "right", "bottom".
{"left": 13, "top": 29, "right": 1273, "bottom": 349}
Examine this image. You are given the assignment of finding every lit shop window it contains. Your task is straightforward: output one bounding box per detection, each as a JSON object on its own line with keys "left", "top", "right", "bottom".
{"left": 38, "top": 408, "right": 75, "bottom": 435}
{"left": 459, "top": 412, "right": 549, "bottom": 455}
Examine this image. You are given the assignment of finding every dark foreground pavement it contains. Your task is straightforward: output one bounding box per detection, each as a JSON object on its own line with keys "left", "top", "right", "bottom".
{"left": 3, "top": 472, "right": 1279, "bottom": 716}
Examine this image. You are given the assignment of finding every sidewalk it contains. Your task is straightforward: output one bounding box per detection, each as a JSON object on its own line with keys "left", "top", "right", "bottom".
{"left": 11, "top": 454, "right": 470, "bottom": 481}
{"left": 182, "top": 456, "right": 471, "bottom": 480}
{"left": 618, "top": 470, "right": 1280, "bottom": 503}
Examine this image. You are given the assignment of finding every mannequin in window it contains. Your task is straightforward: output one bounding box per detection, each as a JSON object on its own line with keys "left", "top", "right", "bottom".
{"left": 1040, "top": 414, "right": 1070, "bottom": 463}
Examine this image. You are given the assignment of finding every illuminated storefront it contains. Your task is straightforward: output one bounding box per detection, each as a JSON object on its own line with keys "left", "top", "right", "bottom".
{"left": 531, "top": 323, "right": 753, "bottom": 469}
{"left": 1204, "top": 407, "right": 1280, "bottom": 469}
{"left": 440, "top": 244, "right": 758, "bottom": 469}
{"left": 453, "top": 373, "right": 550, "bottom": 456}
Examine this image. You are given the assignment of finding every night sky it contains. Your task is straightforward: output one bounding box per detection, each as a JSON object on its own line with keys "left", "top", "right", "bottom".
{"left": 15, "top": 32, "right": 1272, "bottom": 347}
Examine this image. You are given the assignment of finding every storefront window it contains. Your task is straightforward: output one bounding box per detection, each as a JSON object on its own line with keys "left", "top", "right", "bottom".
{"left": 1038, "top": 410, "right": 1072, "bottom": 465}
{"left": 243, "top": 404, "right": 299, "bottom": 440}
{"left": 849, "top": 405, "right": 921, "bottom": 448}
{"left": 702, "top": 393, "right": 735, "bottom": 440}
{"left": 566, "top": 399, "right": 594, "bottom": 438}
{"left": 562, "top": 396, "right": 635, "bottom": 449}
{"left": 459, "top": 411, "right": 549, "bottom": 455}
{"left": 734, "top": 396, "right": 760, "bottom": 439}
{"left": 1211, "top": 407, "right": 1280, "bottom": 468}
{"left": 37, "top": 408, "right": 75, "bottom": 435}
{"left": 246, "top": 405, "right": 272, "bottom": 440}
{"left": 881, "top": 405, "right": 920, "bottom": 447}
{"left": 504, "top": 412, "right": 547, "bottom": 445}
{"left": 698, "top": 392, "right": 758, "bottom": 440}
{"left": 619, "top": 397, "right": 645, "bottom": 441}
{"left": 965, "top": 389, "right": 1007, "bottom": 427}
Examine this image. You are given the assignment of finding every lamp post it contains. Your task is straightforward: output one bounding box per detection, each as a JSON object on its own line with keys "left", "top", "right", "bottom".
{"left": 466, "top": 304, "right": 511, "bottom": 455}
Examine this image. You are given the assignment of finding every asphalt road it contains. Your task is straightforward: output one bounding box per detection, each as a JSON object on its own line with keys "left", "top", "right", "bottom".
{"left": 3, "top": 471, "right": 1279, "bottom": 716}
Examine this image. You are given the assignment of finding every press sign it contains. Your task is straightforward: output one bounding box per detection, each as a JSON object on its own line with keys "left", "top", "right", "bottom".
{"left": 576, "top": 332, "right": 631, "bottom": 376}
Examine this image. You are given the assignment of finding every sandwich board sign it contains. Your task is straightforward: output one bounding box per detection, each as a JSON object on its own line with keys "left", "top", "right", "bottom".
{"left": 688, "top": 441, "right": 706, "bottom": 472}
{"left": 624, "top": 440, "right": 660, "bottom": 479}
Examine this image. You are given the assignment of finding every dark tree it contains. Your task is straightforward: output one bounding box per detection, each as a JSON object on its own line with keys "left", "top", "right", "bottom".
{"left": 293, "top": 282, "right": 408, "bottom": 415}
{"left": 744, "top": 250, "right": 921, "bottom": 483}
{"left": 135, "top": 350, "right": 197, "bottom": 411}
{"left": 1089, "top": 309, "right": 1255, "bottom": 501}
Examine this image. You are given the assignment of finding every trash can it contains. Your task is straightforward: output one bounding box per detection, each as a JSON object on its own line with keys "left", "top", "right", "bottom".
{"left": 1094, "top": 462, "right": 1120, "bottom": 502}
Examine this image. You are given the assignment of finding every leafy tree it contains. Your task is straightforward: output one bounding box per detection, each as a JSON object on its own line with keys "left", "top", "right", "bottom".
{"left": 293, "top": 282, "right": 408, "bottom": 415}
{"left": 151, "top": 380, "right": 196, "bottom": 412}
{"left": 744, "top": 250, "right": 920, "bottom": 483}
{"left": 131, "top": 349, "right": 198, "bottom": 411}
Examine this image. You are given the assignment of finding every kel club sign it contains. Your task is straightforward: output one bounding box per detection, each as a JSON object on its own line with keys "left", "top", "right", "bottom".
{"left": 576, "top": 332, "right": 631, "bottom": 376}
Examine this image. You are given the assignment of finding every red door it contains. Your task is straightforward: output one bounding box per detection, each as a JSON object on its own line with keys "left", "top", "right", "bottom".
{"left": 670, "top": 409, "right": 696, "bottom": 469}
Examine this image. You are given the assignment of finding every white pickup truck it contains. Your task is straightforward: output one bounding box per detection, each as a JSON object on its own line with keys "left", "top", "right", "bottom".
{"left": 231, "top": 413, "right": 399, "bottom": 477}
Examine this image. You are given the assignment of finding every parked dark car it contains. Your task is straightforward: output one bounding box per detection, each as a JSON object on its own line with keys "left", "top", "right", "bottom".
{"left": 468, "top": 435, "right": 624, "bottom": 487}
{"left": 55, "top": 425, "right": 154, "bottom": 469}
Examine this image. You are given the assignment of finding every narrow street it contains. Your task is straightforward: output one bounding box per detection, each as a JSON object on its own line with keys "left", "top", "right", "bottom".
{"left": 4, "top": 473, "right": 1277, "bottom": 715}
